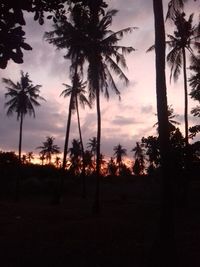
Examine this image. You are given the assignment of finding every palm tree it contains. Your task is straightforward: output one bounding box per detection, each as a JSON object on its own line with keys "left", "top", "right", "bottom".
{"left": 37, "top": 136, "right": 60, "bottom": 164}
{"left": 45, "top": 4, "right": 88, "bottom": 171}
{"left": 87, "top": 137, "right": 98, "bottom": 161}
{"left": 21, "top": 154, "right": 27, "bottom": 164}
{"left": 39, "top": 152, "right": 45, "bottom": 165}
{"left": 3, "top": 71, "right": 44, "bottom": 161}
{"left": 60, "top": 74, "right": 91, "bottom": 169}
{"left": 83, "top": 150, "right": 94, "bottom": 175}
{"left": 54, "top": 156, "right": 61, "bottom": 168}
{"left": 131, "top": 142, "right": 145, "bottom": 175}
{"left": 154, "top": 105, "right": 180, "bottom": 133}
{"left": 46, "top": 2, "right": 134, "bottom": 210}
{"left": 151, "top": 0, "right": 182, "bottom": 264}
{"left": 107, "top": 157, "right": 118, "bottom": 176}
{"left": 166, "top": 11, "right": 200, "bottom": 146}
{"left": 188, "top": 56, "right": 200, "bottom": 138}
{"left": 84, "top": 5, "right": 134, "bottom": 211}
{"left": 113, "top": 144, "right": 127, "bottom": 174}
{"left": 69, "top": 138, "right": 82, "bottom": 175}
{"left": 26, "top": 151, "right": 34, "bottom": 163}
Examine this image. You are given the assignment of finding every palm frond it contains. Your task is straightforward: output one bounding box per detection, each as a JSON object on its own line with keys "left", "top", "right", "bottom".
{"left": 105, "top": 55, "right": 129, "bottom": 86}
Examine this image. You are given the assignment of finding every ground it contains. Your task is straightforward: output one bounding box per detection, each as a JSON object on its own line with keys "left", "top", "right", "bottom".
{"left": 0, "top": 176, "right": 199, "bottom": 267}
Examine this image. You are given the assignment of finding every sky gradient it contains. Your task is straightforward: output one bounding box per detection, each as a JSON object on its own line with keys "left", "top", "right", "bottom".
{"left": 0, "top": 0, "right": 200, "bottom": 162}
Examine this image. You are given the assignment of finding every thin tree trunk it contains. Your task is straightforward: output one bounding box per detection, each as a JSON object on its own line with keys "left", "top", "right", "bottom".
{"left": 151, "top": 1, "right": 176, "bottom": 266}
{"left": 182, "top": 47, "right": 189, "bottom": 146}
{"left": 62, "top": 97, "right": 73, "bottom": 170}
{"left": 18, "top": 113, "right": 23, "bottom": 162}
{"left": 182, "top": 47, "right": 190, "bottom": 207}
{"left": 15, "top": 113, "right": 23, "bottom": 201}
{"left": 76, "top": 95, "right": 86, "bottom": 198}
{"left": 93, "top": 87, "right": 101, "bottom": 213}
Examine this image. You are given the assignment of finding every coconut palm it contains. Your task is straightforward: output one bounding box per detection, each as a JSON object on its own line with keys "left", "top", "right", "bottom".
{"left": 46, "top": 2, "right": 134, "bottom": 210}
{"left": 45, "top": 4, "right": 88, "bottom": 171}
{"left": 131, "top": 142, "right": 145, "bottom": 175}
{"left": 69, "top": 138, "right": 82, "bottom": 175}
{"left": 37, "top": 136, "right": 60, "bottom": 164}
{"left": 84, "top": 5, "right": 134, "bottom": 211}
{"left": 87, "top": 137, "right": 98, "bottom": 160}
{"left": 26, "top": 151, "right": 34, "bottom": 163}
{"left": 54, "top": 156, "right": 61, "bottom": 169}
{"left": 152, "top": 0, "right": 174, "bottom": 262}
{"left": 60, "top": 74, "right": 91, "bottom": 167}
{"left": 154, "top": 105, "right": 180, "bottom": 133}
{"left": 83, "top": 150, "right": 94, "bottom": 175}
{"left": 39, "top": 152, "right": 45, "bottom": 165}
{"left": 113, "top": 144, "right": 127, "bottom": 174}
{"left": 189, "top": 56, "right": 200, "bottom": 137}
{"left": 166, "top": 11, "right": 200, "bottom": 146}
{"left": 3, "top": 71, "right": 44, "bottom": 161}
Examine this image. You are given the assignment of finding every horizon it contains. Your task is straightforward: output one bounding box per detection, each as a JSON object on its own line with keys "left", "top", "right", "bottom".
{"left": 0, "top": 0, "right": 200, "bottom": 160}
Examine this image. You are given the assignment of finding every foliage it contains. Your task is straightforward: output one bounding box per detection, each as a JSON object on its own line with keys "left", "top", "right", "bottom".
{"left": 189, "top": 56, "right": 200, "bottom": 138}
{"left": 3, "top": 71, "right": 44, "bottom": 160}
{"left": 0, "top": 0, "right": 67, "bottom": 68}
{"left": 37, "top": 136, "right": 60, "bottom": 164}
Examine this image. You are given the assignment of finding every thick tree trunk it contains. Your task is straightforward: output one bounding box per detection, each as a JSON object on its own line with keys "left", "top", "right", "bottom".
{"left": 151, "top": 1, "right": 176, "bottom": 266}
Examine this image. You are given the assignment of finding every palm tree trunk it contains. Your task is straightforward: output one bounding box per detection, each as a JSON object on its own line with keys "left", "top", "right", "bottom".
{"left": 62, "top": 99, "right": 73, "bottom": 169}
{"left": 93, "top": 87, "right": 101, "bottom": 213}
{"left": 182, "top": 47, "right": 189, "bottom": 146}
{"left": 75, "top": 95, "right": 87, "bottom": 198}
{"left": 182, "top": 47, "right": 190, "bottom": 207}
{"left": 18, "top": 113, "right": 23, "bottom": 162}
{"left": 16, "top": 113, "right": 23, "bottom": 201}
{"left": 151, "top": 1, "right": 176, "bottom": 266}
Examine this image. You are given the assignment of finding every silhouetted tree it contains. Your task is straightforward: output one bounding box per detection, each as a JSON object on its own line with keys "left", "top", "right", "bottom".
{"left": 107, "top": 157, "right": 118, "bottom": 176}
{"left": 131, "top": 142, "right": 145, "bottom": 175}
{"left": 69, "top": 139, "right": 82, "bottom": 175}
{"left": 37, "top": 136, "right": 60, "bottom": 164}
{"left": 26, "top": 151, "right": 34, "bottom": 163}
{"left": 60, "top": 74, "right": 91, "bottom": 188}
{"left": 87, "top": 137, "right": 98, "bottom": 162}
{"left": 151, "top": 1, "right": 175, "bottom": 265}
{"left": 0, "top": 0, "right": 66, "bottom": 68}
{"left": 3, "top": 71, "right": 45, "bottom": 161}
{"left": 189, "top": 56, "right": 200, "bottom": 138}
{"left": 166, "top": 11, "right": 200, "bottom": 146}
{"left": 113, "top": 144, "right": 127, "bottom": 174}
{"left": 54, "top": 156, "right": 61, "bottom": 169}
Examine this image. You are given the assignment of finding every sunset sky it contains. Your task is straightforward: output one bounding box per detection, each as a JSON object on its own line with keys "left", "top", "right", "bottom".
{"left": 0, "top": 0, "right": 200, "bottom": 162}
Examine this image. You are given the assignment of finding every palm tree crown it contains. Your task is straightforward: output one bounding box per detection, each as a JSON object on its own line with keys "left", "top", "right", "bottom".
{"left": 113, "top": 144, "right": 127, "bottom": 165}
{"left": 4, "top": 71, "right": 44, "bottom": 119}
{"left": 60, "top": 74, "right": 91, "bottom": 112}
{"left": 167, "top": 11, "right": 200, "bottom": 82}
{"left": 37, "top": 136, "right": 60, "bottom": 164}
{"left": 3, "top": 70, "right": 45, "bottom": 161}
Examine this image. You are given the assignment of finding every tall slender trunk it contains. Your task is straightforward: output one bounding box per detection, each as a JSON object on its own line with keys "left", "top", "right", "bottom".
{"left": 54, "top": 65, "right": 78, "bottom": 204}
{"left": 18, "top": 113, "right": 23, "bottom": 162}
{"left": 62, "top": 96, "right": 73, "bottom": 170}
{"left": 152, "top": 1, "right": 176, "bottom": 266}
{"left": 182, "top": 47, "right": 190, "bottom": 207}
{"left": 75, "top": 95, "right": 86, "bottom": 198}
{"left": 16, "top": 113, "right": 23, "bottom": 201}
{"left": 182, "top": 47, "right": 189, "bottom": 146}
{"left": 93, "top": 87, "right": 101, "bottom": 213}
